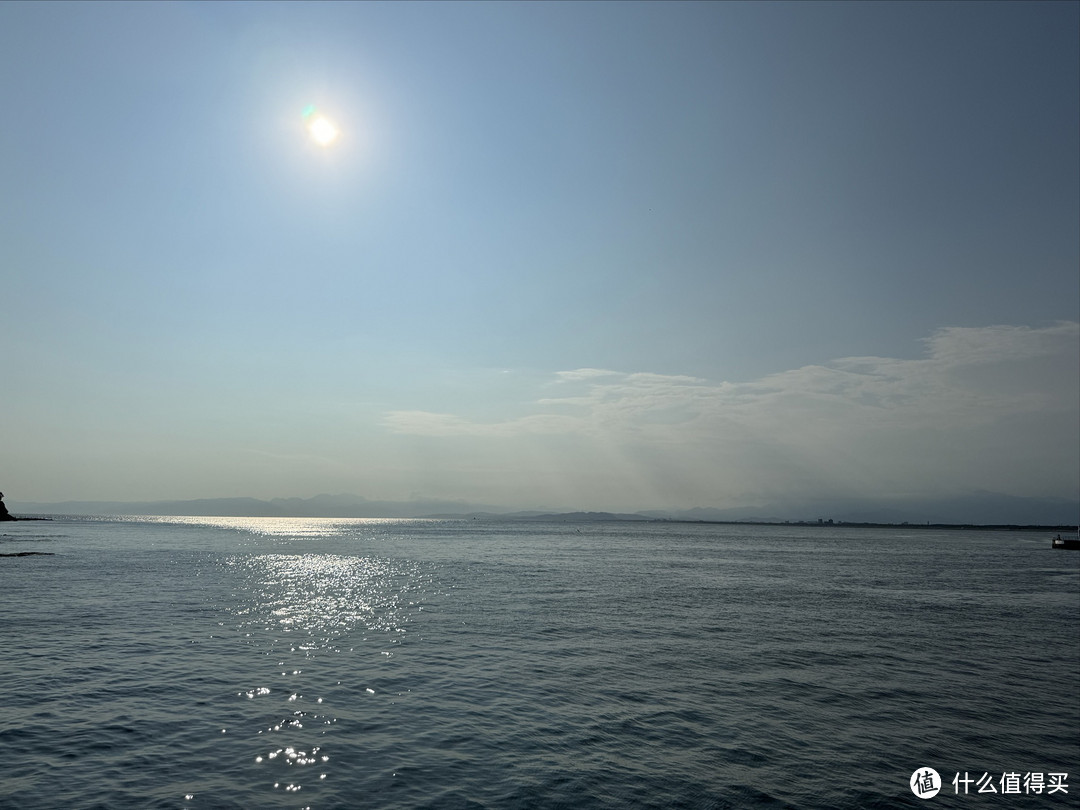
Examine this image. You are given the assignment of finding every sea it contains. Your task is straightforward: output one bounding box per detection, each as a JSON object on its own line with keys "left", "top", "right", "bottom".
{"left": 1, "top": 516, "right": 1077, "bottom": 810}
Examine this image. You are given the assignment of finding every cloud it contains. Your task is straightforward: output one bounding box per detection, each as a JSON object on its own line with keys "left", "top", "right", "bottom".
{"left": 553, "top": 368, "right": 623, "bottom": 382}
{"left": 922, "top": 322, "right": 1078, "bottom": 366}
{"left": 382, "top": 323, "right": 1079, "bottom": 507}
{"left": 381, "top": 410, "right": 579, "bottom": 438}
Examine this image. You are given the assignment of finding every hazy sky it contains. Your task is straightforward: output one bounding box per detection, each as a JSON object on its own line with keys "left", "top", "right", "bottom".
{"left": 2, "top": 1, "right": 1077, "bottom": 511}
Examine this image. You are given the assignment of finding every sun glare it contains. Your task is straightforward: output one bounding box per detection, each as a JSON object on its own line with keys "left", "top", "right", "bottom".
{"left": 309, "top": 116, "right": 339, "bottom": 146}
{"left": 303, "top": 105, "right": 340, "bottom": 147}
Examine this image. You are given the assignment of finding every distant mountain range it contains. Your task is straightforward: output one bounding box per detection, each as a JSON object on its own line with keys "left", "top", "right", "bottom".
{"left": 8, "top": 491, "right": 1078, "bottom": 526}
{"left": 9, "top": 493, "right": 496, "bottom": 519}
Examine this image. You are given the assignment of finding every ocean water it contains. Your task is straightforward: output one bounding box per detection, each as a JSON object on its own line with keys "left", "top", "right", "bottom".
{"left": 1, "top": 517, "right": 1077, "bottom": 810}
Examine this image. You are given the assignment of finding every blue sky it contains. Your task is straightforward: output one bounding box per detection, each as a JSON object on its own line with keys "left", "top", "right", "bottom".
{"left": 2, "top": 1, "right": 1077, "bottom": 513}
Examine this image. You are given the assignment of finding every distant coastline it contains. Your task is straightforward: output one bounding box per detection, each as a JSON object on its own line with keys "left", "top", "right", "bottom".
{"left": 8, "top": 492, "right": 1078, "bottom": 529}
{"left": 405, "top": 512, "right": 1079, "bottom": 532}
{"left": 7, "top": 506, "right": 1077, "bottom": 534}
{"left": 656, "top": 518, "right": 1079, "bottom": 533}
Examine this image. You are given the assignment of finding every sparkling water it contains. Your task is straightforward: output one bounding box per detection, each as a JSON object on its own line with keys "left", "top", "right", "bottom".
{"left": 2, "top": 517, "right": 1077, "bottom": 808}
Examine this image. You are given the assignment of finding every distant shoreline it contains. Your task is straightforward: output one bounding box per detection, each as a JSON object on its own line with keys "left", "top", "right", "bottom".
{"left": 8, "top": 511, "right": 1076, "bottom": 533}
{"left": 11, "top": 491, "right": 1078, "bottom": 527}
{"left": 473, "top": 515, "right": 1079, "bottom": 532}
{"left": 658, "top": 519, "right": 1079, "bottom": 533}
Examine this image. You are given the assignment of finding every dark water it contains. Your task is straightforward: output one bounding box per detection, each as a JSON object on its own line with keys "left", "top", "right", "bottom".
{"left": 1, "top": 517, "right": 1077, "bottom": 809}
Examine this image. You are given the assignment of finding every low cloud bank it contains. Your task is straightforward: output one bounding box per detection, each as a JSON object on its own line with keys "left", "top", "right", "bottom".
{"left": 384, "top": 323, "right": 1079, "bottom": 512}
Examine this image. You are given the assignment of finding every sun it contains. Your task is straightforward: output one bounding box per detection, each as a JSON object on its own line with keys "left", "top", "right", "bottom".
{"left": 303, "top": 105, "right": 339, "bottom": 147}
{"left": 308, "top": 115, "right": 339, "bottom": 147}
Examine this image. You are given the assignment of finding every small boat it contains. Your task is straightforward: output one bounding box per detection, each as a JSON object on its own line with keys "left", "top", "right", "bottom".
{"left": 1051, "top": 534, "right": 1080, "bottom": 550}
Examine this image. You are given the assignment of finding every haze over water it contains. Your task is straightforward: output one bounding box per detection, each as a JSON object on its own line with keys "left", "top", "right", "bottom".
{"left": 2, "top": 516, "right": 1077, "bottom": 809}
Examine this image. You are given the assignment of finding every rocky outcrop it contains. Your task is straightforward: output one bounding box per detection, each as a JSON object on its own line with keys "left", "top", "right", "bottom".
{"left": 0, "top": 492, "right": 17, "bottom": 521}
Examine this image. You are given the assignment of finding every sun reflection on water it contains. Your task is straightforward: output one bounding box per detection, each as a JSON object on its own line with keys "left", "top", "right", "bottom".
{"left": 144, "top": 515, "right": 417, "bottom": 537}
{"left": 230, "top": 552, "right": 429, "bottom": 639}
{"left": 220, "top": 544, "right": 441, "bottom": 803}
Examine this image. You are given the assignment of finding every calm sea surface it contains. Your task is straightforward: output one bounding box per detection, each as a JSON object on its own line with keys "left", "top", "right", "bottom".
{"left": 1, "top": 517, "right": 1077, "bottom": 809}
